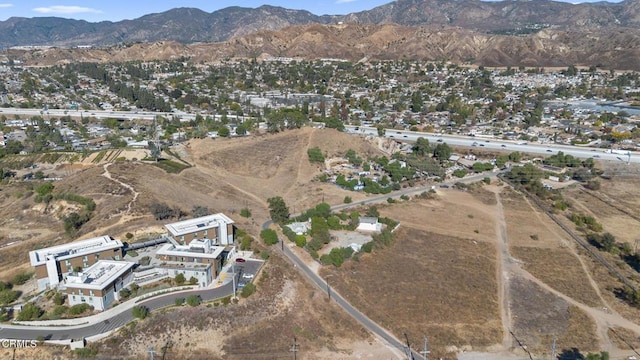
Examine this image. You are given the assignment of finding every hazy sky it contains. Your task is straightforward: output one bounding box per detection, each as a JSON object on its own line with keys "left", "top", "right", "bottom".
{"left": 0, "top": 0, "right": 624, "bottom": 22}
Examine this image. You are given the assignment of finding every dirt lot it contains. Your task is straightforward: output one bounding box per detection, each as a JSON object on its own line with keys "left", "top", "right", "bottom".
{"left": 322, "top": 226, "right": 502, "bottom": 359}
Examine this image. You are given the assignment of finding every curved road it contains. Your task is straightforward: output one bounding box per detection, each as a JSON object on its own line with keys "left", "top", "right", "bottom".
{"left": 0, "top": 260, "right": 261, "bottom": 341}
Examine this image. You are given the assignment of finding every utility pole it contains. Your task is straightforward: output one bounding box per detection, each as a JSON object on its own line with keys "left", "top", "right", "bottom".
{"left": 550, "top": 334, "right": 557, "bottom": 360}
{"left": 404, "top": 332, "right": 413, "bottom": 360}
{"left": 161, "top": 341, "right": 173, "bottom": 360}
{"left": 420, "top": 336, "right": 429, "bottom": 360}
{"left": 148, "top": 347, "right": 156, "bottom": 360}
{"left": 290, "top": 337, "right": 299, "bottom": 360}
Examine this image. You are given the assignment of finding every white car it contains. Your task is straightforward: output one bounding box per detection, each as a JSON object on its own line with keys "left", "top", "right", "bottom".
{"left": 242, "top": 273, "right": 254, "bottom": 280}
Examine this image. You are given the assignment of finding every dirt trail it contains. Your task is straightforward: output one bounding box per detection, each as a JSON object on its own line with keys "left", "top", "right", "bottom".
{"left": 493, "top": 190, "right": 515, "bottom": 350}
{"left": 102, "top": 163, "right": 139, "bottom": 215}
{"left": 520, "top": 195, "right": 611, "bottom": 309}
{"left": 492, "top": 188, "right": 640, "bottom": 354}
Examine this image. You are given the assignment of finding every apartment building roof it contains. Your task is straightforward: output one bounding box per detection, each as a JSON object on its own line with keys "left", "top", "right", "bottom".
{"left": 65, "top": 260, "right": 134, "bottom": 291}
{"left": 164, "top": 214, "right": 234, "bottom": 237}
{"left": 29, "top": 236, "right": 123, "bottom": 267}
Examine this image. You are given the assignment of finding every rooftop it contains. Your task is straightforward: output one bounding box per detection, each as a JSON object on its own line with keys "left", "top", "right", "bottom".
{"left": 164, "top": 214, "right": 234, "bottom": 237}
{"left": 29, "top": 236, "right": 123, "bottom": 266}
{"left": 66, "top": 260, "right": 134, "bottom": 290}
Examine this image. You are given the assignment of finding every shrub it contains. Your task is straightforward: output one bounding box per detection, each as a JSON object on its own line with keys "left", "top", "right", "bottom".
{"left": 260, "top": 229, "right": 279, "bottom": 246}
{"left": 12, "top": 271, "right": 33, "bottom": 285}
{"left": 241, "top": 283, "right": 256, "bottom": 298}
{"left": 69, "top": 303, "right": 93, "bottom": 315}
{"left": 174, "top": 298, "right": 184, "bottom": 306}
{"left": 119, "top": 288, "right": 132, "bottom": 300}
{"left": 186, "top": 294, "right": 201, "bottom": 307}
{"left": 175, "top": 273, "right": 186, "bottom": 285}
{"left": 126, "top": 250, "right": 138, "bottom": 257}
{"left": 53, "top": 292, "right": 65, "bottom": 306}
{"left": 343, "top": 196, "right": 352, "bottom": 204}
{"left": 132, "top": 305, "right": 149, "bottom": 319}
{"left": 189, "top": 276, "right": 198, "bottom": 285}
{"left": 240, "top": 208, "right": 252, "bottom": 218}
{"left": 307, "top": 147, "right": 325, "bottom": 163}
{"left": 17, "top": 303, "right": 43, "bottom": 320}
{"left": 0, "top": 289, "right": 20, "bottom": 305}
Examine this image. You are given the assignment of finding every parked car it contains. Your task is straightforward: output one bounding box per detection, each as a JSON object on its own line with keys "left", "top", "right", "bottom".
{"left": 242, "top": 273, "right": 254, "bottom": 280}
{"left": 235, "top": 258, "right": 246, "bottom": 263}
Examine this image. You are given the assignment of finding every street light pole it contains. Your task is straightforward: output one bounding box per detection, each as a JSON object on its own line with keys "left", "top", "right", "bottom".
{"left": 326, "top": 275, "right": 332, "bottom": 301}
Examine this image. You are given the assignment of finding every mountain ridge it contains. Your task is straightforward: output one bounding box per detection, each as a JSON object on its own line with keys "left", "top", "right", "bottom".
{"left": 2, "top": 0, "right": 640, "bottom": 47}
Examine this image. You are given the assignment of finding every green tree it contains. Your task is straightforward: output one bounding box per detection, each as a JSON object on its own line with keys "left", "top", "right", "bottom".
{"left": 186, "top": 294, "right": 201, "bottom": 306}
{"left": 412, "top": 137, "right": 430, "bottom": 157}
{"left": 189, "top": 276, "right": 198, "bottom": 285}
{"left": 260, "top": 228, "right": 279, "bottom": 245}
{"left": 433, "top": 143, "right": 452, "bottom": 162}
{"left": 175, "top": 273, "right": 186, "bottom": 285}
{"left": 267, "top": 196, "right": 290, "bottom": 223}
{"left": 376, "top": 125, "right": 385, "bottom": 137}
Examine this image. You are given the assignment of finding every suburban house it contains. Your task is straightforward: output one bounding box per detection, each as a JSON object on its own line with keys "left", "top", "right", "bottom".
{"left": 286, "top": 221, "right": 310, "bottom": 235}
{"left": 357, "top": 217, "right": 382, "bottom": 232}
{"left": 29, "top": 236, "right": 124, "bottom": 291}
{"left": 64, "top": 260, "right": 134, "bottom": 311}
{"left": 155, "top": 237, "right": 234, "bottom": 287}
{"left": 165, "top": 214, "right": 235, "bottom": 246}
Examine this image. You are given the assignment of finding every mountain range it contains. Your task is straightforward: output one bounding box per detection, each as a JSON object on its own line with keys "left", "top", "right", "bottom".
{"left": 3, "top": 0, "right": 640, "bottom": 48}
{"left": 3, "top": 0, "right": 640, "bottom": 70}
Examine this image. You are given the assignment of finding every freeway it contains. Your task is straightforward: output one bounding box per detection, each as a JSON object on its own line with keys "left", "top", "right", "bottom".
{"left": 0, "top": 107, "right": 181, "bottom": 122}
{"left": 0, "top": 260, "right": 262, "bottom": 341}
{"left": 345, "top": 125, "right": 640, "bottom": 164}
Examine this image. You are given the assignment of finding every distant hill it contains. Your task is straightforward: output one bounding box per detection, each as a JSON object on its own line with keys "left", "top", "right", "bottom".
{"left": 2, "top": 0, "right": 640, "bottom": 47}
{"left": 9, "top": 23, "right": 640, "bottom": 70}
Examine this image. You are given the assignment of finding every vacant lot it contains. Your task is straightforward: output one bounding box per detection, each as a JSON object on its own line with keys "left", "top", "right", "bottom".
{"left": 323, "top": 226, "right": 502, "bottom": 359}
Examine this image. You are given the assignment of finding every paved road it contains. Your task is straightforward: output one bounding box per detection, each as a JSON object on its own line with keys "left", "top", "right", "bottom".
{"left": 345, "top": 125, "right": 639, "bottom": 164}
{"left": 0, "top": 260, "right": 262, "bottom": 340}
{"left": 260, "top": 176, "right": 500, "bottom": 360}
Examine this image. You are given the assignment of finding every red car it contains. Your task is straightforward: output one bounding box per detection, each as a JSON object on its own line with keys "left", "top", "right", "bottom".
{"left": 235, "top": 258, "right": 246, "bottom": 263}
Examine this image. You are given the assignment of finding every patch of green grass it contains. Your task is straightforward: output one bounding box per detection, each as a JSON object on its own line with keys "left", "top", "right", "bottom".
{"left": 152, "top": 159, "right": 190, "bottom": 174}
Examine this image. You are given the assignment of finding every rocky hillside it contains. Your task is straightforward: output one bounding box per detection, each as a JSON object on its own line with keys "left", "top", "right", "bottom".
{"left": 2, "top": 0, "right": 640, "bottom": 47}
{"left": 8, "top": 23, "right": 640, "bottom": 70}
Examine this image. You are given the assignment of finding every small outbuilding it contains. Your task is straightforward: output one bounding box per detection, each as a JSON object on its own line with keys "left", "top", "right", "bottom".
{"left": 357, "top": 217, "right": 382, "bottom": 232}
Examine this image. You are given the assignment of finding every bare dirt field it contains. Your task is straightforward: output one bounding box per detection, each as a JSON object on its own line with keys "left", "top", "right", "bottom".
{"left": 322, "top": 225, "right": 502, "bottom": 359}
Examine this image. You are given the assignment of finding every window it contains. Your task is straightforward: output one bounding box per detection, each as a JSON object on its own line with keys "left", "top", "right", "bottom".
{"left": 65, "top": 260, "right": 71, "bottom": 267}
{"left": 95, "top": 254, "right": 100, "bottom": 260}
{"left": 81, "top": 297, "right": 86, "bottom": 302}
{"left": 89, "top": 290, "right": 94, "bottom": 297}
{"left": 72, "top": 295, "right": 76, "bottom": 301}
{"left": 83, "top": 255, "right": 88, "bottom": 262}
{"left": 204, "top": 230, "right": 208, "bottom": 236}
{"left": 114, "top": 255, "right": 120, "bottom": 261}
